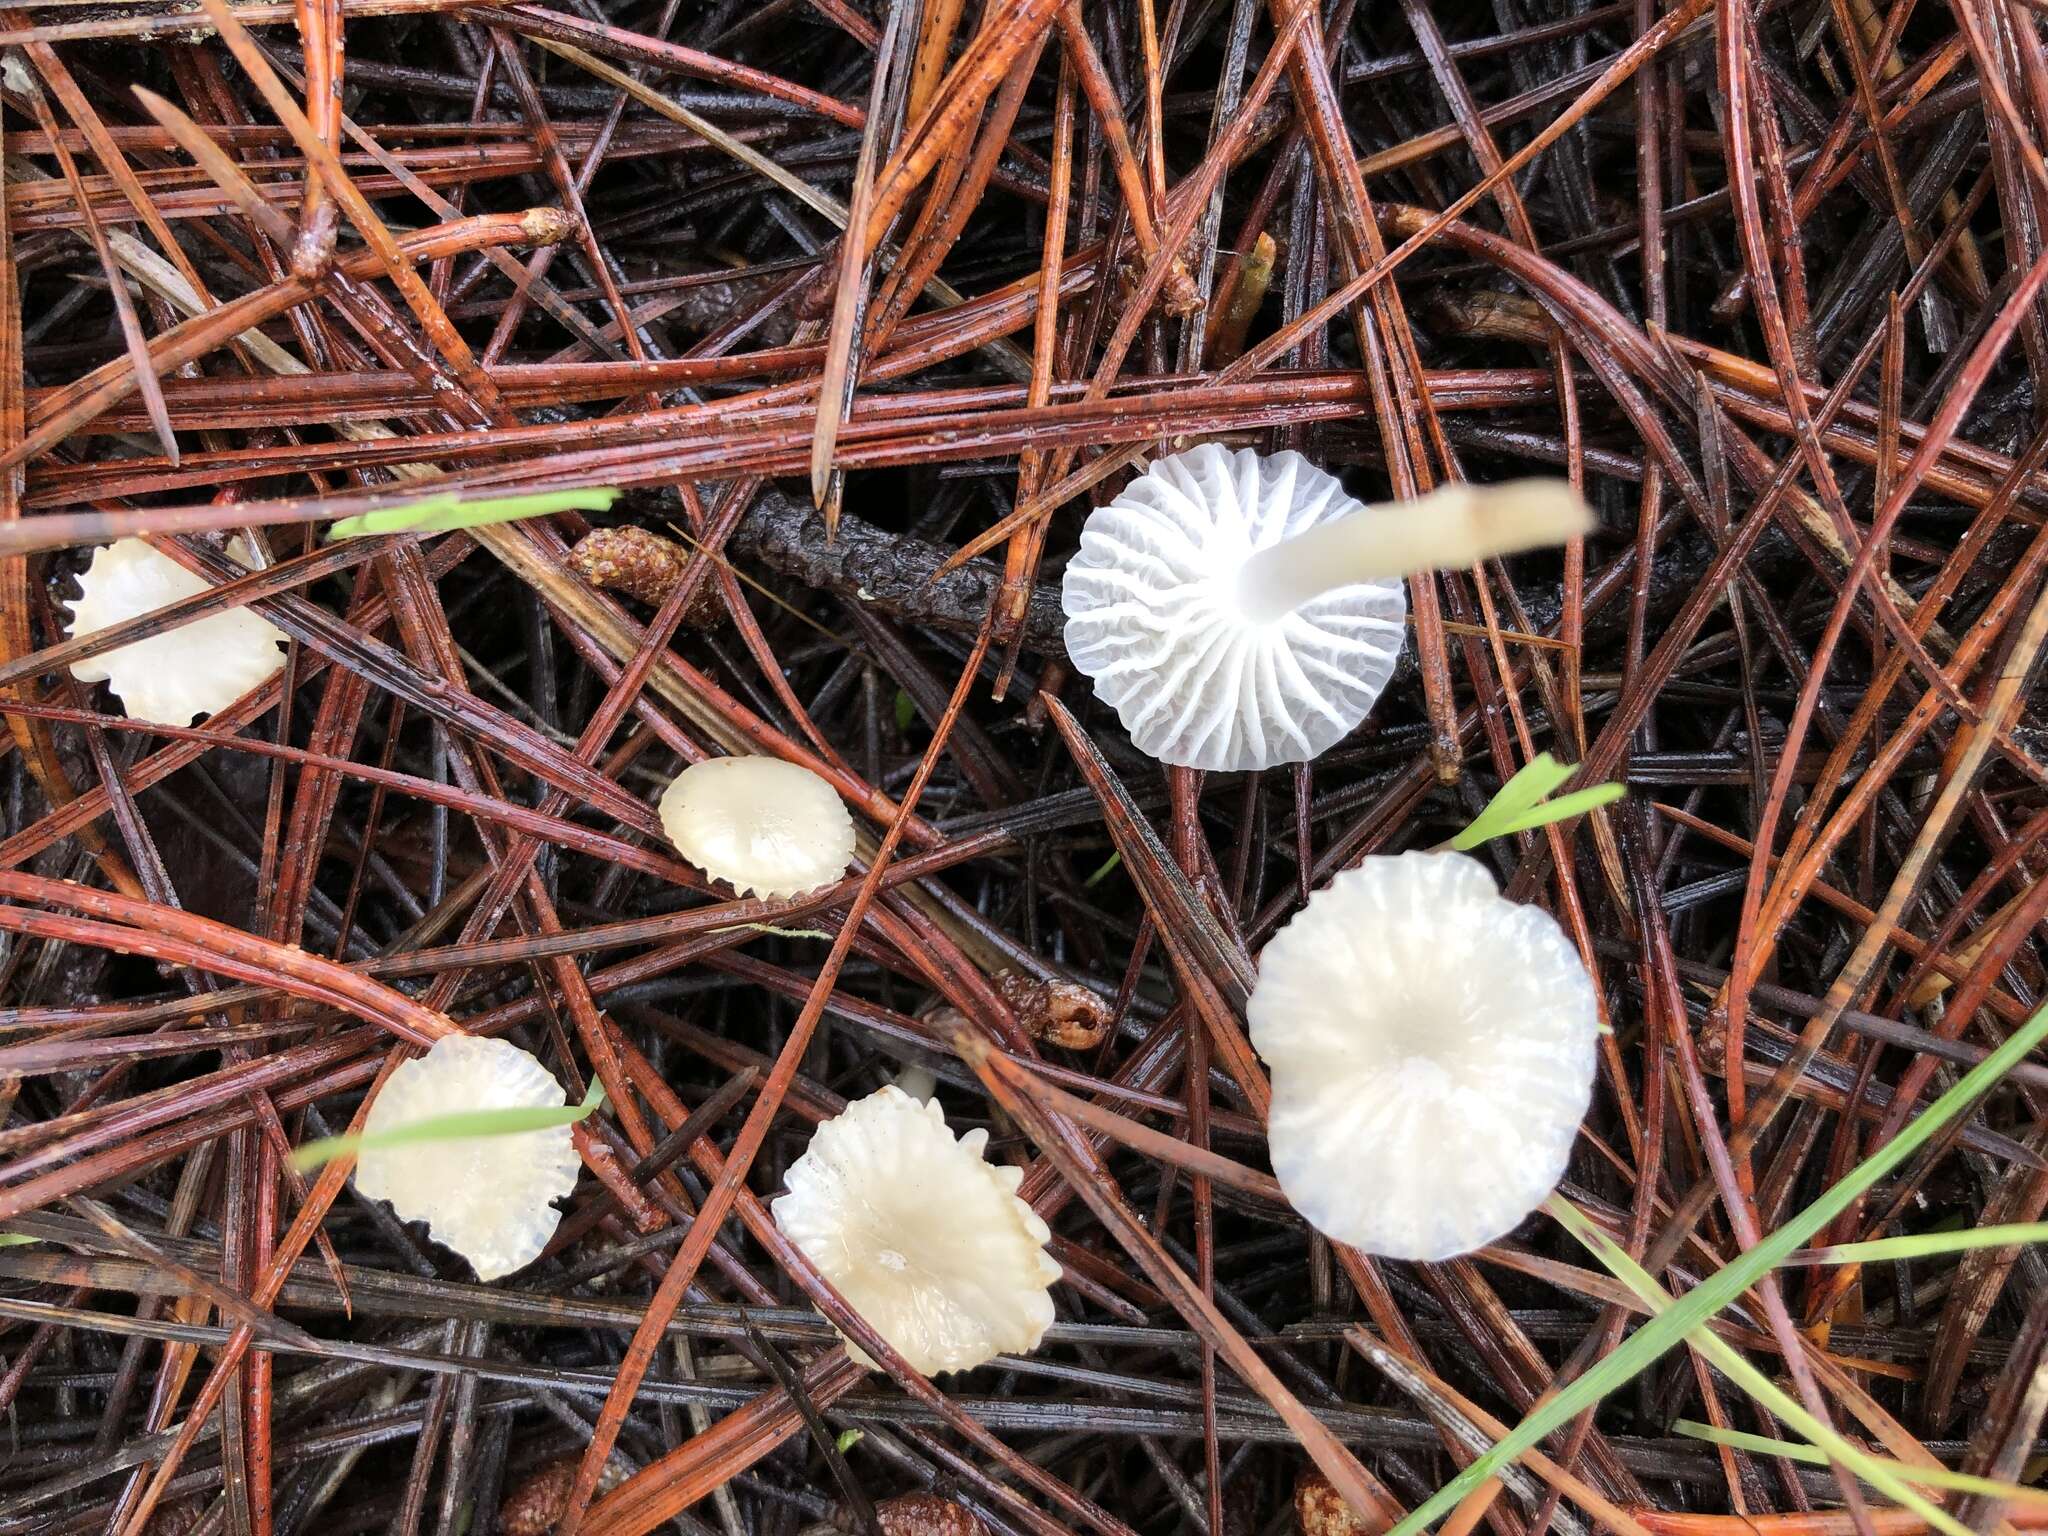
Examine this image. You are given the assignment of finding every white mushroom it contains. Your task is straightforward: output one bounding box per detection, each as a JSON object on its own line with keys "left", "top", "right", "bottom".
{"left": 1061, "top": 444, "right": 1592, "bottom": 771}
{"left": 1247, "top": 851, "right": 1599, "bottom": 1261}
{"left": 657, "top": 756, "right": 856, "bottom": 900}
{"left": 65, "top": 538, "right": 287, "bottom": 726}
{"left": 772, "top": 1085, "right": 1061, "bottom": 1374}
{"left": 353, "top": 1035, "right": 582, "bottom": 1281}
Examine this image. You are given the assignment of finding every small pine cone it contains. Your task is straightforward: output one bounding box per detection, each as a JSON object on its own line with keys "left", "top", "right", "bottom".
{"left": 995, "top": 971, "right": 1113, "bottom": 1051}
{"left": 567, "top": 527, "right": 723, "bottom": 627}
{"left": 1295, "top": 1470, "right": 1383, "bottom": 1536}
{"left": 497, "top": 1456, "right": 630, "bottom": 1535}
{"left": 499, "top": 1459, "right": 575, "bottom": 1536}
{"left": 875, "top": 1492, "right": 988, "bottom": 1536}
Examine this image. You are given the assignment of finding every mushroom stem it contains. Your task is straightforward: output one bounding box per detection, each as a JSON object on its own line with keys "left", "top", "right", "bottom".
{"left": 1235, "top": 479, "right": 1594, "bottom": 623}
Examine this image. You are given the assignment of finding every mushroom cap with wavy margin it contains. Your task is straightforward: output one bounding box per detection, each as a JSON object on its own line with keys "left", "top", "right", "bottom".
{"left": 354, "top": 1035, "right": 582, "bottom": 1282}
{"left": 1060, "top": 443, "right": 1406, "bottom": 771}
{"left": 65, "top": 538, "right": 287, "bottom": 726}
{"left": 773, "top": 1086, "right": 1061, "bottom": 1375}
{"left": 658, "top": 755, "right": 857, "bottom": 900}
{"left": 1248, "top": 851, "right": 1600, "bottom": 1261}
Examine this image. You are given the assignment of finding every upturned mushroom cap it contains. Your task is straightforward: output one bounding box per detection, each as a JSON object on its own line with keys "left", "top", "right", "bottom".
{"left": 657, "top": 756, "right": 856, "bottom": 899}
{"left": 65, "top": 538, "right": 287, "bottom": 726}
{"left": 1247, "top": 851, "right": 1599, "bottom": 1261}
{"left": 1061, "top": 443, "right": 1407, "bottom": 771}
{"left": 772, "top": 1086, "right": 1061, "bottom": 1375}
{"left": 353, "top": 1035, "right": 582, "bottom": 1281}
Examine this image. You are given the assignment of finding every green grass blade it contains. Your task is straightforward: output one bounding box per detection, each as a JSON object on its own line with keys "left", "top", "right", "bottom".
{"left": 1383, "top": 994, "right": 2048, "bottom": 1536}
{"left": 328, "top": 487, "right": 618, "bottom": 540}
{"left": 1778, "top": 1222, "right": 2048, "bottom": 1265}
{"left": 291, "top": 1078, "right": 605, "bottom": 1174}
{"left": 1673, "top": 1420, "right": 2048, "bottom": 1509}
{"left": 1552, "top": 1200, "right": 1968, "bottom": 1536}
{"left": 1449, "top": 753, "right": 1623, "bottom": 851}
{"left": 1489, "top": 752, "right": 1578, "bottom": 817}
{"left": 1674, "top": 1419, "right": 1829, "bottom": 1466}
{"left": 1483, "top": 783, "right": 1628, "bottom": 840}
{"left": 1449, "top": 753, "right": 1575, "bottom": 850}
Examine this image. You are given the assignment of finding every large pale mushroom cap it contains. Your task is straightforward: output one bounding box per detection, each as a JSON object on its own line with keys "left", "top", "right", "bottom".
{"left": 1060, "top": 443, "right": 1406, "bottom": 771}
{"left": 1248, "top": 851, "right": 1599, "bottom": 1261}
{"left": 658, "top": 756, "right": 856, "bottom": 900}
{"left": 772, "top": 1086, "right": 1061, "bottom": 1375}
{"left": 353, "top": 1035, "right": 582, "bottom": 1281}
{"left": 65, "top": 538, "right": 287, "bottom": 726}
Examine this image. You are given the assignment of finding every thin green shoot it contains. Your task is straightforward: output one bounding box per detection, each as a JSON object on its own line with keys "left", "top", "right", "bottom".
{"left": 291, "top": 1078, "right": 606, "bottom": 1174}
{"left": 1672, "top": 1419, "right": 2048, "bottom": 1510}
{"left": 712, "top": 922, "right": 835, "bottom": 942}
{"left": 1449, "top": 752, "right": 1625, "bottom": 851}
{"left": 1084, "top": 851, "right": 1123, "bottom": 888}
{"left": 1381, "top": 992, "right": 2048, "bottom": 1536}
{"left": 0, "top": 1232, "right": 37, "bottom": 1247}
{"left": 835, "top": 1429, "right": 864, "bottom": 1454}
{"left": 1776, "top": 1222, "right": 2048, "bottom": 1266}
{"left": 1551, "top": 1197, "right": 1968, "bottom": 1536}
{"left": 328, "top": 487, "right": 618, "bottom": 540}
{"left": 1674, "top": 1419, "right": 1831, "bottom": 1466}
{"left": 894, "top": 689, "right": 916, "bottom": 733}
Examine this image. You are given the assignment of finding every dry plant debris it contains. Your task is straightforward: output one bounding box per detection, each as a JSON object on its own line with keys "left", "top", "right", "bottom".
{"left": 0, "top": 2, "right": 2045, "bottom": 1535}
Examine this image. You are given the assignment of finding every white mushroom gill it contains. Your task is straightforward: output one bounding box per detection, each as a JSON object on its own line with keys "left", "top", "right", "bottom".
{"left": 772, "top": 1086, "right": 1061, "bottom": 1375}
{"left": 1061, "top": 444, "right": 1593, "bottom": 772}
{"left": 1063, "top": 443, "right": 1404, "bottom": 772}
{"left": 65, "top": 538, "right": 288, "bottom": 726}
{"left": 1247, "top": 851, "right": 1599, "bottom": 1262}
{"left": 657, "top": 755, "right": 856, "bottom": 900}
{"left": 353, "top": 1035, "right": 582, "bottom": 1282}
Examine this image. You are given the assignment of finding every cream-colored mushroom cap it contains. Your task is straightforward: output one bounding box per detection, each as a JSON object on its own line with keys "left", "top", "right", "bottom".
{"left": 65, "top": 538, "right": 287, "bottom": 726}
{"left": 658, "top": 756, "right": 856, "bottom": 899}
{"left": 772, "top": 1086, "right": 1061, "bottom": 1375}
{"left": 1247, "top": 851, "right": 1599, "bottom": 1261}
{"left": 353, "top": 1035, "right": 582, "bottom": 1282}
{"left": 1062, "top": 445, "right": 1592, "bottom": 771}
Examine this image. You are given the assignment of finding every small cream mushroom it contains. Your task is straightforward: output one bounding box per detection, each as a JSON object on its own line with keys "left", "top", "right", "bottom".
{"left": 772, "top": 1085, "right": 1060, "bottom": 1374}
{"left": 1247, "top": 851, "right": 1599, "bottom": 1261}
{"left": 353, "top": 1035, "right": 582, "bottom": 1281}
{"left": 65, "top": 538, "right": 287, "bottom": 726}
{"left": 1061, "top": 444, "right": 1592, "bottom": 771}
{"left": 658, "top": 756, "right": 856, "bottom": 899}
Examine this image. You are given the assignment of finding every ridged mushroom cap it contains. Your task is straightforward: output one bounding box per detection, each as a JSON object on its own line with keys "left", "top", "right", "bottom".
{"left": 1061, "top": 443, "right": 1406, "bottom": 771}
{"left": 1248, "top": 851, "right": 1599, "bottom": 1261}
{"left": 353, "top": 1035, "right": 582, "bottom": 1281}
{"left": 658, "top": 756, "right": 856, "bottom": 899}
{"left": 773, "top": 1086, "right": 1061, "bottom": 1375}
{"left": 65, "top": 538, "right": 287, "bottom": 726}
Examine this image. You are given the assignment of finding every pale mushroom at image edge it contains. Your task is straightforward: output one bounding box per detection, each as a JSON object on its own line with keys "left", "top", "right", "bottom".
{"left": 1247, "top": 851, "right": 1600, "bottom": 1262}
{"left": 772, "top": 1085, "right": 1061, "bottom": 1375}
{"left": 352, "top": 1035, "right": 583, "bottom": 1282}
{"left": 65, "top": 538, "right": 288, "bottom": 726}
{"left": 658, "top": 755, "right": 857, "bottom": 900}
{"left": 1061, "top": 443, "right": 1592, "bottom": 772}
